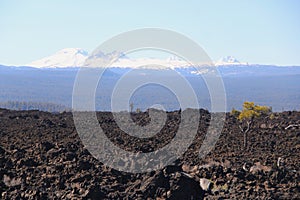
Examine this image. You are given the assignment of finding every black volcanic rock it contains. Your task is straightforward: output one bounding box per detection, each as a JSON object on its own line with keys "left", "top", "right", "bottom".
{"left": 0, "top": 109, "right": 299, "bottom": 199}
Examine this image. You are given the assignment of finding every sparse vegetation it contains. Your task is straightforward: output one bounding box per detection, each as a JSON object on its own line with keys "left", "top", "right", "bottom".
{"left": 130, "top": 103, "right": 134, "bottom": 113}
{"left": 231, "top": 102, "right": 271, "bottom": 149}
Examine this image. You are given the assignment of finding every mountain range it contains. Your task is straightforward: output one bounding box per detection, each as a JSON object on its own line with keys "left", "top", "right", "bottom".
{"left": 2, "top": 47, "right": 290, "bottom": 77}
{"left": 25, "top": 48, "right": 254, "bottom": 69}
{"left": 1, "top": 48, "right": 300, "bottom": 112}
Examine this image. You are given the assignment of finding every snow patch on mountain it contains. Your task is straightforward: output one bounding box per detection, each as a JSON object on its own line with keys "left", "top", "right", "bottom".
{"left": 99, "top": 57, "right": 192, "bottom": 69}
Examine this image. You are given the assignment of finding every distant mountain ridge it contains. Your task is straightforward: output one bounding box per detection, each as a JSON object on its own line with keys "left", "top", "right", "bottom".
{"left": 20, "top": 48, "right": 265, "bottom": 69}
{"left": 0, "top": 64, "right": 300, "bottom": 112}
{"left": 19, "top": 48, "right": 300, "bottom": 70}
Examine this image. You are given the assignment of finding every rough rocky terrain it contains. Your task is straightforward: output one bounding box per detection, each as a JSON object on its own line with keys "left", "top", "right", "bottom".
{"left": 0, "top": 108, "right": 299, "bottom": 199}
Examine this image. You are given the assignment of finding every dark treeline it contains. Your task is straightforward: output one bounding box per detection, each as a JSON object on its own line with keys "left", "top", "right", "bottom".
{"left": 0, "top": 101, "right": 71, "bottom": 113}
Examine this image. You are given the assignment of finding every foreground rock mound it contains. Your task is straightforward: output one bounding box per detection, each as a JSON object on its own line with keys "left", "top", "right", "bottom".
{"left": 0, "top": 109, "right": 299, "bottom": 199}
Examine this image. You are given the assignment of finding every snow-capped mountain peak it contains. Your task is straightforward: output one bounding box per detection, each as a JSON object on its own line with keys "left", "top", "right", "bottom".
{"left": 215, "top": 56, "right": 247, "bottom": 66}
{"left": 27, "top": 48, "right": 88, "bottom": 68}
{"left": 27, "top": 48, "right": 248, "bottom": 69}
{"left": 220, "top": 56, "right": 240, "bottom": 63}
{"left": 29, "top": 48, "right": 194, "bottom": 69}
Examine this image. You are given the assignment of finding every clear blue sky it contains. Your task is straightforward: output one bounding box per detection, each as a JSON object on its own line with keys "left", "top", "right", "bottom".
{"left": 1, "top": 0, "right": 300, "bottom": 66}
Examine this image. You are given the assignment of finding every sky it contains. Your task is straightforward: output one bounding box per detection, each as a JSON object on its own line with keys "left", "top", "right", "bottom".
{"left": 0, "top": 0, "right": 300, "bottom": 66}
